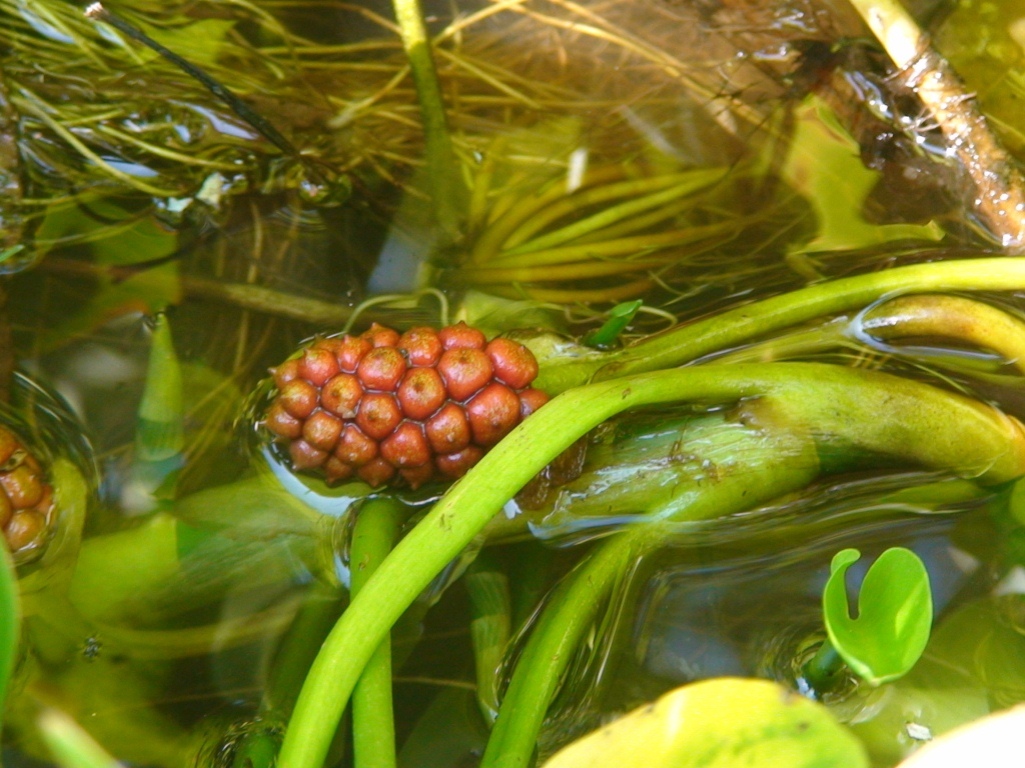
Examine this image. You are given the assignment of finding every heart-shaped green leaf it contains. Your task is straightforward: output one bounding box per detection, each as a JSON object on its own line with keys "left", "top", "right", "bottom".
{"left": 824, "top": 548, "right": 933, "bottom": 686}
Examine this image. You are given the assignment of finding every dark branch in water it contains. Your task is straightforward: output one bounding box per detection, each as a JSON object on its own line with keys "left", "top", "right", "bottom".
{"left": 83, "top": 3, "right": 311, "bottom": 173}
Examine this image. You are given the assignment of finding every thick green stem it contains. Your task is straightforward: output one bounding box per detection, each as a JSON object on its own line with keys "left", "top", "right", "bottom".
{"left": 860, "top": 294, "right": 1025, "bottom": 374}
{"left": 277, "top": 362, "right": 1025, "bottom": 768}
{"left": 350, "top": 498, "right": 405, "bottom": 768}
{"left": 390, "top": 0, "right": 463, "bottom": 237}
{"left": 535, "top": 257, "right": 1025, "bottom": 393}
{"left": 480, "top": 414, "right": 818, "bottom": 768}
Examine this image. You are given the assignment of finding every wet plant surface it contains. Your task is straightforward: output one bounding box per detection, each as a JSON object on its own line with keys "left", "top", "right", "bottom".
{"left": 6, "top": 1, "right": 1025, "bottom": 767}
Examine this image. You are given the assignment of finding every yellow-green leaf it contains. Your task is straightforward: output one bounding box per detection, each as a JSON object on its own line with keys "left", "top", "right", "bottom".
{"left": 541, "top": 678, "right": 868, "bottom": 768}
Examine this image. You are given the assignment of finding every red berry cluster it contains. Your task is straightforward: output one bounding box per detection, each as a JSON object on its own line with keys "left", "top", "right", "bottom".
{"left": 263, "top": 322, "right": 549, "bottom": 488}
{"left": 0, "top": 425, "right": 55, "bottom": 559}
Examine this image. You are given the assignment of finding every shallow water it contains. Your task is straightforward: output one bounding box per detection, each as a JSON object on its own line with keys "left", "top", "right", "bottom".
{"left": 5, "top": 1, "right": 1025, "bottom": 767}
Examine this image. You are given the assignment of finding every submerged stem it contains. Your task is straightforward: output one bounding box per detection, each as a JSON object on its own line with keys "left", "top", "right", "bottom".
{"left": 390, "top": 0, "right": 463, "bottom": 237}
{"left": 351, "top": 498, "right": 404, "bottom": 768}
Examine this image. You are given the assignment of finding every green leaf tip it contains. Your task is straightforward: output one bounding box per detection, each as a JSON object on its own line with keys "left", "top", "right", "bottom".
{"left": 582, "top": 300, "right": 643, "bottom": 349}
{"left": 137, "top": 313, "right": 184, "bottom": 463}
{"left": 823, "top": 547, "right": 933, "bottom": 686}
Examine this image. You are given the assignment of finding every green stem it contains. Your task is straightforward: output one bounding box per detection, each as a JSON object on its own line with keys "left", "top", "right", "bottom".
{"left": 390, "top": 0, "right": 463, "bottom": 237}
{"left": 277, "top": 362, "right": 1025, "bottom": 768}
{"left": 860, "top": 294, "right": 1025, "bottom": 374}
{"left": 802, "top": 638, "right": 844, "bottom": 696}
{"left": 350, "top": 498, "right": 405, "bottom": 768}
{"left": 480, "top": 417, "right": 818, "bottom": 768}
{"left": 0, "top": 542, "right": 20, "bottom": 742}
{"left": 535, "top": 257, "right": 1025, "bottom": 393}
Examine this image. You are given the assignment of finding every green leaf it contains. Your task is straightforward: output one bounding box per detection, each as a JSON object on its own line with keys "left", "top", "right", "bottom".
{"left": 0, "top": 540, "right": 21, "bottom": 738}
{"left": 823, "top": 548, "right": 933, "bottom": 686}
{"left": 540, "top": 678, "right": 868, "bottom": 768}
{"left": 582, "top": 300, "right": 643, "bottom": 349}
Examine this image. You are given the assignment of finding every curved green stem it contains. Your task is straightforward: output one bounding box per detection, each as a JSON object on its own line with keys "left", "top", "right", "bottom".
{"left": 860, "top": 294, "right": 1025, "bottom": 374}
{"left": 277, "top": 362, "right": 1025, "bottom": 768}
{"left": 535, "top": 257, "right": 1025, "bottom": 394}
{"left": 350, "top": 498, "right": 405, "bottom": 768}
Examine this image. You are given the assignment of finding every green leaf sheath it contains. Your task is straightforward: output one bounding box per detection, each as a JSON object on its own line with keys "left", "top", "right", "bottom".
{"left": 535, "top": 257, "right": 1025, "bottom": 394}
{"left": 277, "top": 362, "right": 1025, "bottom": 768}
{"left": 466, "top": 550, "right": 512, "bottom": 722}
{"left": 350, "top": 498, "right": 405, "bottom": 768}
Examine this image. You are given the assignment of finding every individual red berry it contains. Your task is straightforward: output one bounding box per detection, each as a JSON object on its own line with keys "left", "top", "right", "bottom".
{"left": 436, "top": 446, "right": 484, "bottom": 479}
{"left": 380, "top": 422, "right": 431, "bottom": 468}
{"left": 399, "top": 464, "right": 435, "bottom": 489}
{"left": 519, "top": 388, "right": 550, "bottom": 419}
{"left": 398, "top": 327, "right": 443, "bottom": 367}
{"left": 357, "top": 347, "right": 407, "bottom": 392}
{"left": 321, "top": 374, "right": 362, "bottom": 419}
{"left": 299, "top": 348, "right": 340, "bottom": 387}
{"left": 289, "top": 439, "right": 328, "bottom": 471}
{"left": 265, "top": 402, "right": 303, "bottom": 440}
{"left": 335, "top": 335, "right": 373, "bottom": 373}
{"left": 438, "top": 348, "right": 493, "bottom": 401}
{"left": 486, "top": 338, "right": 540, "bottom": 390}
{"left": 466, "top": 383, "right": 521, "bottom": 446}
{"left": 5, "top": 510, "right": 45, "bottom": 553}
{"left": 438, "top": 321, "right": 486, "bottom": 350}
{"left": 425, "top": 403, "right": 472, "bottom": 454}
{"left": 362, "top": 323, "right": 401, "bottom": 348}
{"left": 336, "top": 425, "right": 378, "bottom": 467}
{"left": 302, "top": 411, "right": 344, "bottom": 453}
{"left": 323, "top": 456, "right": 354, "bottom": 483}
{"left": 397, "top": 368, "right": 446, "bottom": 420}
{"left": 356, "top": 393, "right": 403, "bottom": 441}
{"left": 279, "top": 379, "right": 320, "bottom": 420}
{"left": 0, "top": 465, "right": 43, "bottom": 509}
{"left": 272, "top": 358, "right": 301, "bottom": 390}
{"left": 312, "top": 337, "right": 345, "bottom": 357}
{"left": 358, "top": 457, "right": 397, "bottom": 487}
